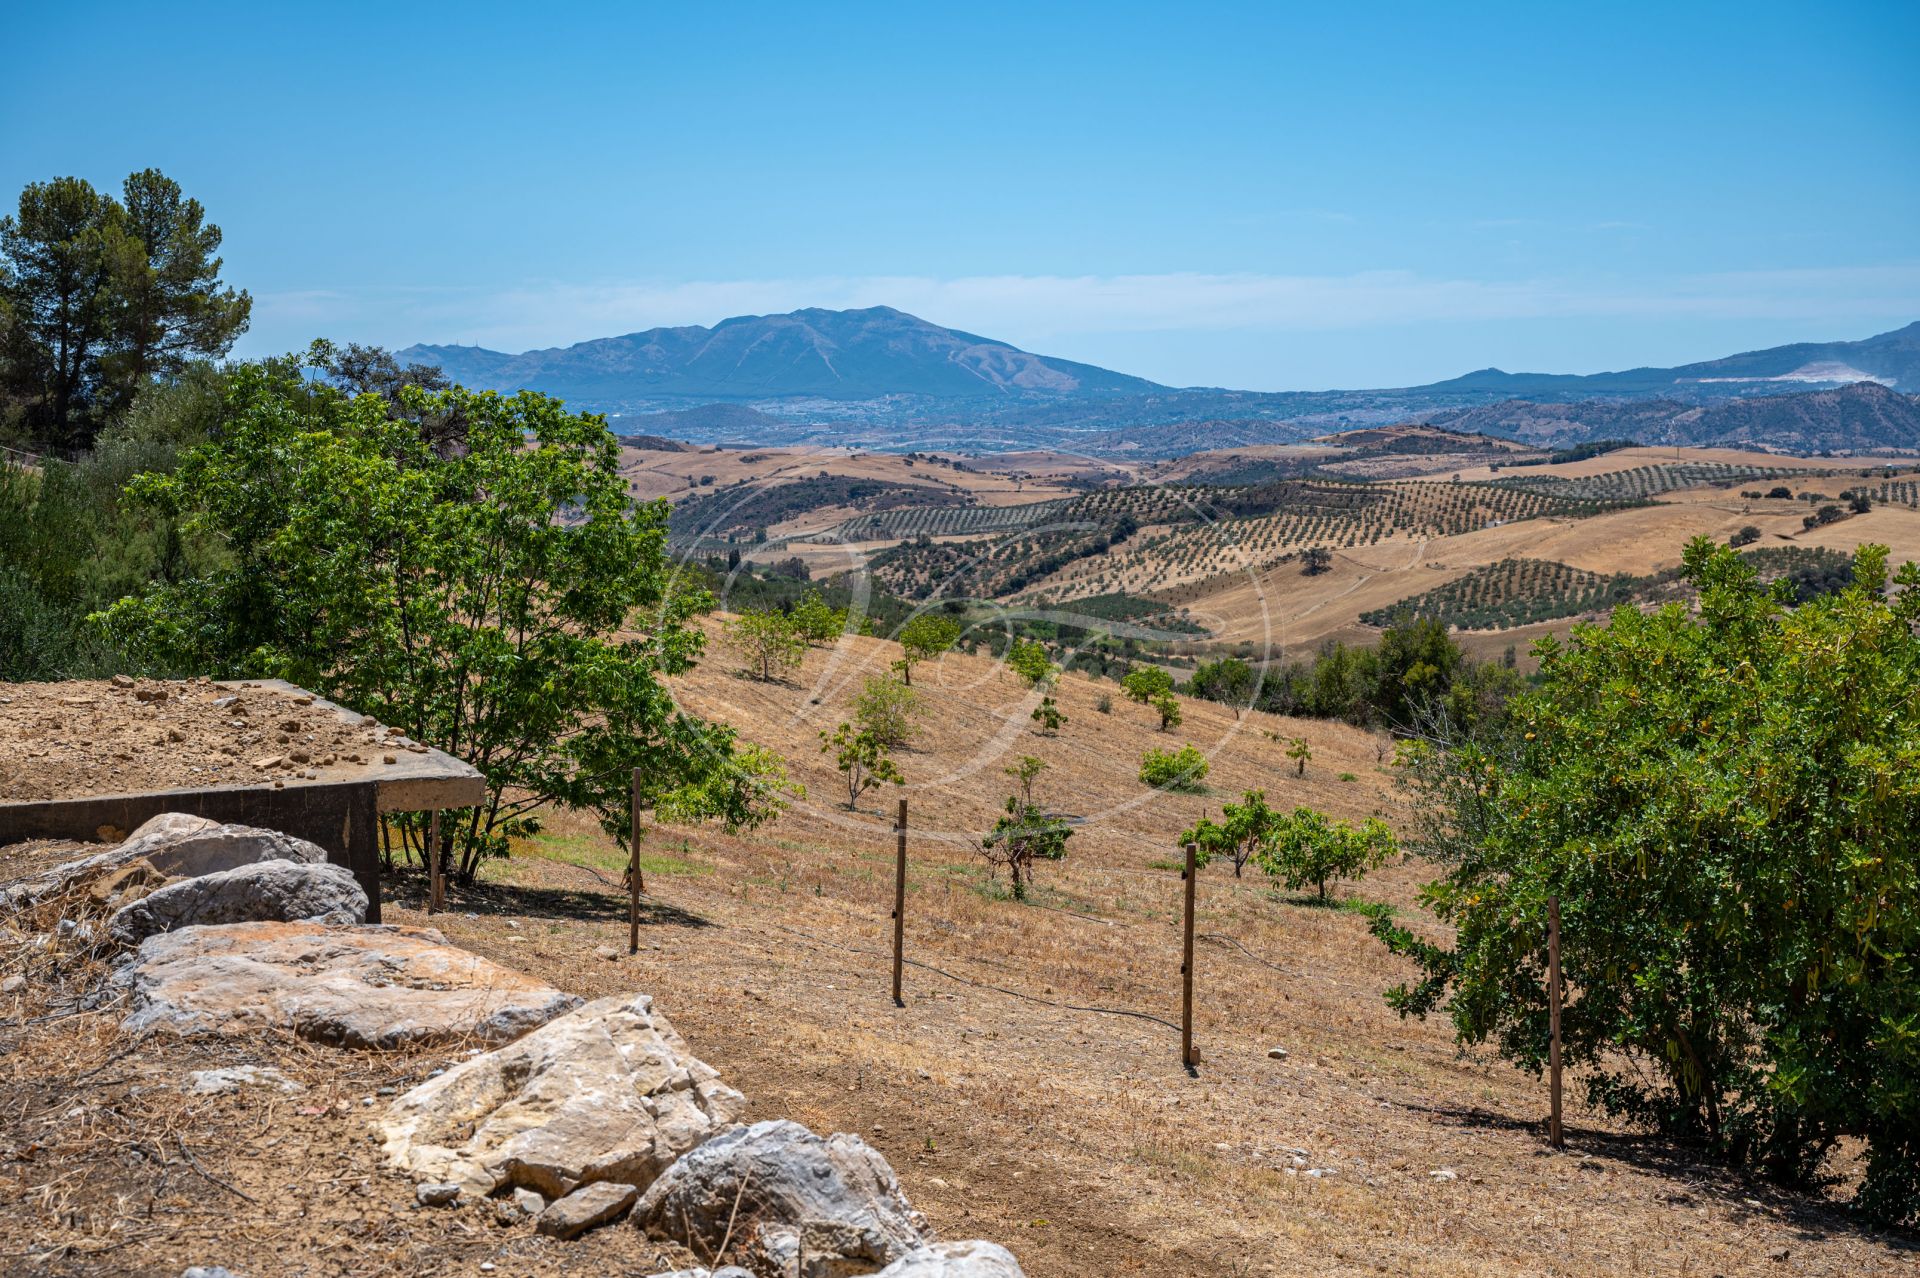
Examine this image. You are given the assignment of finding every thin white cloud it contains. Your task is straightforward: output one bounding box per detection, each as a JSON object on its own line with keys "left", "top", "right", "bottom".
{"left": 247, "top": 264, "right": 1920, "bottom": 363}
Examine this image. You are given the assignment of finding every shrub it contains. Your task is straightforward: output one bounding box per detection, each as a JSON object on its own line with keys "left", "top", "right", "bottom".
{"left": 1095, "top": 693, "right": 1113, "bottom": 714}
{"left": 1257, "top": 806, "right": 1394, "bottom": 900}
{"left": 853, "top": 674, "right": 921, "bottom": 748}
{"left": 1730, "top": 525, "right": 1761, "bottom": 548}
{"left": 1151, "top": 690, "right": 1182, "bottom": 731}
{"left": 1374, "top": 538, "right": 1920, "bottom": 1224}
{"left": 1030, "top": 695, "right": 1065, "bottom": 736}
{"left": 1140, "top": 744, "right": 1209, "bottom": 792}
{"left": 1121, "top": 665, "right": 1173, "bottom": 705}
{"left": 1285, "top": 736, "right": 1311, "bottom": 776}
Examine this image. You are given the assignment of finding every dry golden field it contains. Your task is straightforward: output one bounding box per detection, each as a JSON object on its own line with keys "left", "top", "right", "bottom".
{"left": 3, "top": 629, "right": 1915, "bottom": 1275}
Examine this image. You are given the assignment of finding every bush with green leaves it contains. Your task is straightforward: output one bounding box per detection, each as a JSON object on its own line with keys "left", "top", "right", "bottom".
{"left": 1258, "top": 806, "right": 1393, "bottom": 900}
{"left": 1373, "top": 538, "right": 1920, "bottom": 1225}
{"left": 893, "top": 611, "right": 960, "bottom": 685}
{"left": 97, "top": 360, "right": 792, "bottom": 881}
{"left": 1030, "top": 694, "right": 1065, "bottom": 736}
{"left": 979, "top": 759, "right": 1072, "bottom": 901}
{"left": 1139, "top": 743, "right": 1209, "bottom": 793}
{"left": 1121, "top": 665, "right": 1174, "bottom": 706}
{"left": 790, "top": 587, "right": 847, "bottom": 645}
{"left": 853, "top": 674, "right": 921, "bottom": 748}
{"left": 724, "top": 605, "right": 806, "bottom": 682}
{"left": 1006, "top": 638, "right": 1056, "bottom": 688}
{"left": 1182, "top": 788, "right": 1281, "bottom": 878}
{"left": 818, "top": 722, "right": 905, "bottom": 810}
{"left": 1151, "top": 690, "right": 1181, "bottom": 732}
{"left": 1285, "top": 736, "right": 1311, "bottom": 776}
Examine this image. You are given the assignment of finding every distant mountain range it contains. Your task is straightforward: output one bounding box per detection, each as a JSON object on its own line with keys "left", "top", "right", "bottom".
{"left": 401, "top": 306, "right": 1160, "bottom": 405}
{"left": 1429, "top": 382, "right": 1920, "bottom": 453}
{"left": 400, "top": 311, "right": 1920, "bottom": 455}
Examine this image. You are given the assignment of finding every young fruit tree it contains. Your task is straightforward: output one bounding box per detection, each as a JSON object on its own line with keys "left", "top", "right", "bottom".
{"left": 725, "top": 606, "right": 805, "bottom": 682}
{"left": 1285, "top": 736, "right": 1312, "bottom": 776}
{"left": 1030, "top": 694, "right": 1065, "bottom": 736}
{"left": 1006, "top": 638, "right": 1056, "bottom": 688}
{"left": 1256, "top": 806, "right": 1394, "bottom": 900}
{"left": 978, "top": 770, "right": 1072, "bottom": 903}
{"left": 98, "top": 360, "right": 793, "bottom": 882}
{"left": 1151, "top": 690, "right": 1182, "bottom": 732}
{"left": 1121, "top": 665, "right": 1174, "bottom": 711}
{"left": 1372, "top": 538, "right": 1920, "bottom": 1225}
{"left": 818, "top": 722, "right": 905, "bottom": 810}
{"left": 892, "top": 612, "right": 961, "bottom": 685}
{"left": 790, "top": 588, "right": 847, "bottom": 645}
{"left": 853, "top": 674, "right": 922, "bottom": 748}
{"left": 1182, "top": 788, "right": 1283, "bottom": 878}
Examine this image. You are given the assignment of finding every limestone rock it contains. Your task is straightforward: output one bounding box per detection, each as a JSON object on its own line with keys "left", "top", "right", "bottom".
{"left": 186, "top": 1065, "right": 305, "bottom": 1095}
{"left": 875, "top": 1242, "right": 1026, "bottom": 1277}
{"left": 108, "top": 858, "right": 368, "bottom": 944}
{"left": 114, "top": 920, "right": 579, "bottom": 1048}
{"left": 632, "top": 1119, "right": 929, "bottom": 1278}
{"left": 645, "top": 1270, "right": 755, "bottom": 1278}
{"left": 378, "top": 992, "right": 743, "bottom": 1197}
{"left": 4, "top": 814, "right": 325, "bottom": 910}
{"left": 416, "top": 1182, "right": 461, "bottom": 1207}
{"left": 536, "top": 1180, "right": 640, "bottom": 1238}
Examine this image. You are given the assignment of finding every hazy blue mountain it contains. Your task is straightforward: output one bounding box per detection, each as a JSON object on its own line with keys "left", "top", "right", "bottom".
{"left": 400, "top": 306, "right": 1163, "bottom": 405}
{"left": 1421, "top": 321, "right": 1920, "bottom": 398}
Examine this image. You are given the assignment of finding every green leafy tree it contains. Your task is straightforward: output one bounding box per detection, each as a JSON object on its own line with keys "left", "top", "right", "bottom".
{"left": 1007, "top": 638, "right": 1055, "bottom": 688}
{"left": 853, "top": 674, "right": 921, "bottom": 748}
{"left": 1258, "top": 806, "right": 1394, "bottom": 900}
{"left": 96, "top": 361, "right": 789, "bottom": 881}
{"left": 893, "top": 612, "right": 960, "bottom": 685}
{"left": 819, "top": 722, "right": 905, "bottom": 810}
{"left": 1122, "top": 665, "right": 1174, "bottom": 707}
{"left": 1, "top": 171, "right": 248, "bottom": 448}
{"left": 979, "top": 763, "right": 1072, "bottom": 902}
{"left": 725, "top": 605, "right": 805, "bottom": 682}
{"left": 1285, "top": 736, "right": 1312, "bottom": 776}
{"left": 1182, "top": 788, "right": 1283, "bottom": 878}
{"left": 1140, "top": 743, "right": 1209, "bottom": 793}
{"left": 1151, "top": 690, "right": 1182, "bottom": 732}
{"left": 791, "top": 587, "right": 847, "bottom": 646}
{"left": 1373, "top": 538, "right": 1920, "bottom": 1224}
{"left": 1030, "top": 694, "right": 1065, "bottom": 736}
{"left": 1188, "top": 656, "right": 1255, "bottom": 705}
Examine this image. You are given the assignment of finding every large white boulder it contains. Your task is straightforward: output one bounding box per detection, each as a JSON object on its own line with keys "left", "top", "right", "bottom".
{"left": 378, "top": 992, "right": 745, "bottom": 1198}
{"left": 114, "top": 920, "right": 579, "bottom": 1048}
{"left": 108, "top": 858, "right": 367, "bottom": 944}
{"left": 4, "top": 814, "right": 326, "bottom": 910}
{"left": 632, "top": 1119, "right": 930, "bottom": 1278}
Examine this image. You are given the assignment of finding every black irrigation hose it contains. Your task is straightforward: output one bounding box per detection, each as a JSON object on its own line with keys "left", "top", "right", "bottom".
{"left": 768, "top": 922, "right": 1183, "bottom": 1035}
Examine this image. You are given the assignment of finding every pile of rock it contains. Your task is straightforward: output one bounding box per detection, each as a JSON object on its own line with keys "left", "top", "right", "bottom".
{"left": 4, "top": 813, "right": 1027, "bottom": 1278}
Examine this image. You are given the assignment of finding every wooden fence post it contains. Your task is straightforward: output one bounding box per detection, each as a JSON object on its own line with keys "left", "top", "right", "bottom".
{"left": 1182, "top": 840, "right": 1198, "bottom": 1070}
{"left": 1548, "top": 894, "right": 1564, "bottom": 1148}
{"left": 427, "top": 809, "right": 443, "bottom": 914}
{"left": 891, "top": 797, "right": 908, "bottom": 1007}
{"left": 629, "top": 768, "right": 643, "bottom": 955}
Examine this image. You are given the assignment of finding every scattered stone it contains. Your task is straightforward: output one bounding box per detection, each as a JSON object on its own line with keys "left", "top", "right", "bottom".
{"left": 1267, "top": 1046, "right": 1288, "bottom": 1060}
{"left": 1430, "top": 1167, "right": 1458, "bottom": 1182}
{"left": 1, "top": 975, "right": 24, "bottom": 994}
{"left": 114, "top": 920, "right": 580, "bottom": 1048}
{"left": 645, "top": 1270, "right": 755, "bottom": 1278}
{"left": 875, "top": 1241, "right": 1027, "bottom": 1276}
{"left": 186, "top": 1065, "right": 305, "bottom": 1095}
{"left": 632, "top": 1119, "right": 928, "bottom": 1277}
{"left": 111, "top": 674, "right": 135, "bottom": 688}
{"left": 593, "top": 944, "right": 622, "bottom": 961}
{"left": 379, "top": 992, "right": 743, "bottom": 1197}
{"left": 511, "top": 1187, "right": 547, "bottom": 1218}
{"left": 181, "top": 1268, "right": 244, "bottom": 1278}
{"left": 416, "top": 1182, "right": 461, "bottom": 1207}
{"left": 536, "top": 1179, "right": 640, "bottom": 1239}
{"left": 108, "top": 859, "right": 368, "bottom": 944}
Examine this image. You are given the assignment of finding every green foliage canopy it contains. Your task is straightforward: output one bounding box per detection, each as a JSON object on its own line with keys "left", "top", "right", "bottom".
{"left": 1375, "top": 538, "right": 1920, "bottom": 1224}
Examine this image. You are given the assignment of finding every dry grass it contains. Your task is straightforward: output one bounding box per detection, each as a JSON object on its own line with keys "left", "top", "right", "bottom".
{"left": 2, "top": 631, "right": 1914, "bottom": 1274}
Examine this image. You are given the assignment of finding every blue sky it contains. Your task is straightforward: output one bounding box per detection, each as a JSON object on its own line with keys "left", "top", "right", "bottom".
{"left": 6, "top": 1, "right": 1917, "bottom": 390}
